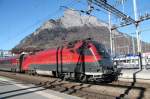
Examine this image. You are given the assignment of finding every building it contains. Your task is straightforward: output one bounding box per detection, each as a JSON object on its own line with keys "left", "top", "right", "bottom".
{"left": 0, "top": 50, "right": 14, "bottom": 57}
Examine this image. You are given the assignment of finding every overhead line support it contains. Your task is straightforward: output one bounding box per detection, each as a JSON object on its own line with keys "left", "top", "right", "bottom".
{"left": 88, "top": 0, "right": 136, "bottom": 25}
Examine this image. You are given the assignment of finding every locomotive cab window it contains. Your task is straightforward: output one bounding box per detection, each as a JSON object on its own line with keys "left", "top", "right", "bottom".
{"left": 92, "top": 41, "right": 110, "bottom": 58}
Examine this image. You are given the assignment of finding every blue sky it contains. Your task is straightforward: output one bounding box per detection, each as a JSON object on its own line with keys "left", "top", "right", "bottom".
{"left": 0, "top": 0, "right": 150, "bottom": 50}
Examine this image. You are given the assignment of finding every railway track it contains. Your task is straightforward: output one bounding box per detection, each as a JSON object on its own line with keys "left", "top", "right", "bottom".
{"left": 0, "top": 71, "right": 150, "bottom": 99}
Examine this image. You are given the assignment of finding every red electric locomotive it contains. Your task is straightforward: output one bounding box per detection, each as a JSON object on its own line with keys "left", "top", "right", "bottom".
{"left": 0, "top": 39, "right": 119, "bottom": 82}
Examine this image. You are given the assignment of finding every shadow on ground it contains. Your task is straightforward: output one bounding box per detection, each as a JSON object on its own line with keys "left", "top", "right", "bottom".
{"left": 116, "top": 69, "right": 146, "bottom": 99}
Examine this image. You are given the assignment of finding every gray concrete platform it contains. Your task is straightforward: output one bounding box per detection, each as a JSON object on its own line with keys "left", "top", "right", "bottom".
{"left": 0, "top": 76, "right": 81, "bottom": 99}
{"left": 119, "top": 69, "right": 150, "bottom": 83}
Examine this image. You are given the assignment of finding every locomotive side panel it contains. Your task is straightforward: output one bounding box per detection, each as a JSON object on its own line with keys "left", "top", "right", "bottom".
{"left": 22, "top": 50, "right": 56, "bottom": 71}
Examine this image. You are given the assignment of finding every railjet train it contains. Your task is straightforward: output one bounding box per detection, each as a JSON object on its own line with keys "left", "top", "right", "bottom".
{"left": 0, "top": 39, "right": 120, "bottom": 82}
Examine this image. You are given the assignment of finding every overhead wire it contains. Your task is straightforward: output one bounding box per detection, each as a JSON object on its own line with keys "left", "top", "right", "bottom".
{"left": 59, "top": 5, "right": 111, "bottom": 38}
{"left": 78, "top": 0, "right": 123, "bottom": 25}
{"left": 60, "top": 1, "right": 118, "bottom": 37}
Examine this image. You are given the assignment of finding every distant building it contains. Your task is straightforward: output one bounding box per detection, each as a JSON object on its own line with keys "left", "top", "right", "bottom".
{"left": 0, "top": 50, "right": 14, "bottom": 57}
{"left": 143, "top": 52, "right": 150, "bottom": 58}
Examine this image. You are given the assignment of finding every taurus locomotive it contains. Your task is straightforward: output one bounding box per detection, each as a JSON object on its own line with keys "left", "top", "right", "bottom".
{"left": 0, "top": 39, "right": 119, "bottom": 82}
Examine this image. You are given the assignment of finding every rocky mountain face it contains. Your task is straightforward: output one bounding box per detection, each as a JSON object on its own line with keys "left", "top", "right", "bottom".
{"left": 14, "top": 9, "right": 150, "bottom": 55}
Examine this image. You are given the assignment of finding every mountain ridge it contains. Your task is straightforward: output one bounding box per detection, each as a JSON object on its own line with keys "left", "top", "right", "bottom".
{"left": 13, "top": 9, "right": 150, "bottom": 55}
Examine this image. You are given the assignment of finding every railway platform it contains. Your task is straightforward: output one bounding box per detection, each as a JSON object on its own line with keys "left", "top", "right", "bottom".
{"left": 0, "top": 76, "right": 81, "bottom": 99}
{"left": 119, "top": 69, "right": 150, "bottom": 83}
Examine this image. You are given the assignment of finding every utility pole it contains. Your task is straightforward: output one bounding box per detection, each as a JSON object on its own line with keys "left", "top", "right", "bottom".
{"left": 131, "top": 34, "right": 135, "bottom": 54}
{"left": 121, "top": 0, "right": 125, "bottom": 13}
{"left": 108, "top": 12, "right": 113, "bottom": 57}
{"left": 133, "top": 0, "right": 143, "bottom": 70}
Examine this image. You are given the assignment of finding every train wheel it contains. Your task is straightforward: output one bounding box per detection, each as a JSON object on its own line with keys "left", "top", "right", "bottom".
{"left": 60, "top": 74, "right": 65, "bottom": 80}
{"left": 52, "top": 71, "right": 57, "bottom": 77}
{"left": 25, "top": 70, "right": 32, "bottom": 75}
{"left": 79, "top": 74, "right": 87, "bottom": 83}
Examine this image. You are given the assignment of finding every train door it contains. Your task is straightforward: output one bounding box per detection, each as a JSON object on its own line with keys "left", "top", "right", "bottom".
{"left": 19, "top": 54, "right": 26, "bottom": 72}
{"left": 55, "top": 46, "right": 64, "bottom": 78}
